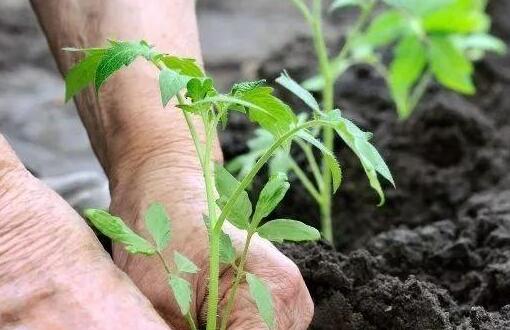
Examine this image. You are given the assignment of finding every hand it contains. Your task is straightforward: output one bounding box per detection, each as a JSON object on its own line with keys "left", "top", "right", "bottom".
{"left": 106, "top": 115, "right": 314, "bottom": 329}
{"left": 0, "top": 134, "right": 171, "bottom": 329}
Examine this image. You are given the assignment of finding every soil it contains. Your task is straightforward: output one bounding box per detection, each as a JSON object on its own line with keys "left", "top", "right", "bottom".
{"left": 221, "top": 2, "right": 510, "bottom": 329}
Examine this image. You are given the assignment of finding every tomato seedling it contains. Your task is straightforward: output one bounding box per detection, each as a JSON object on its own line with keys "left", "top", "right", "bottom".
{"left": 64, "top": 38, "right": 391, "bottom": 329}
{"left": 231, "top": 0, "right": 503, "bottom": 245}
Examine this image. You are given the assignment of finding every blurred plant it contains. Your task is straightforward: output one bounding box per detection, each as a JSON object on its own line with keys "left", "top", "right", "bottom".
{"left": 230, "top": 0, "right": 503, "bottom": 245}
{"left": 64, "top": 39, "right": 391, "bottom": 328}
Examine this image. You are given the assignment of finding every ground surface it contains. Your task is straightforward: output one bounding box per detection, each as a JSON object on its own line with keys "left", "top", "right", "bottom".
{"left": 224, "top": 1, "right": 510, "bottom": 328}
{"left": 2, "top": 1, "right": 510, "bottom": 329}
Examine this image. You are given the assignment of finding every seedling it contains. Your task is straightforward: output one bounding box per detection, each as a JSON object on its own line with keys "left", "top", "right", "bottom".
{"left": 230, "top": 0, "right": 504, "bottom": 245}
{"left": 64, "top": 39, "right": 390, "bottom": 329}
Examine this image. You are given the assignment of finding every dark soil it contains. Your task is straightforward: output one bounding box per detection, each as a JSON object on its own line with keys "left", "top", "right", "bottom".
{"left": 220, "top": 2, "right": 510, "bottom": 329}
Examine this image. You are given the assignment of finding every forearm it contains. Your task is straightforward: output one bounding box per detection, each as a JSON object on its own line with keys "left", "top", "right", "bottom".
{"left": 30, "top": 0, "right": 219, "bottom": 183}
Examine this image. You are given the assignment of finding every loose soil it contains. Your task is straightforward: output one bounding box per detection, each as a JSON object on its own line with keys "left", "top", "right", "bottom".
{"left": 221, "top": 2, "right": 510, "bottom": 329}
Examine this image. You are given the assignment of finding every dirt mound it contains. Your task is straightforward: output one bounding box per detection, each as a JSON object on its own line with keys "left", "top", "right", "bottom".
{"left": 281, "top": 187, "right": 510, "bottom": 329}
{"left": 220, "top": 3, "right": 510, "bottom": 329}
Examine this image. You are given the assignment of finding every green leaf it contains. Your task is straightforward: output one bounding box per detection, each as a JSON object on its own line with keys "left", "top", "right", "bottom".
{"left": 253, "top": 173, "right": 290, "bottom": 224}
{"left": 428, "top": 36, "right": 475, "bottom": 94}
{"left": 239, "top": 87, "right": 297, "bottom": 138}
{"left": 219, "top": 231, "right": 236, "bottom": 265}
{"left": 174, "top": 251, "right": 199, "bottom": 274}
{"left": 159, "top": 55, "right": 204, "bottom": 77}
{"left": 84, "top": 209, "right": 155, "bottom": 255}
{"left": 144, "top": 202, "right": 171, "bottom": 252}
{"left": 215, "top": 164, "right": 252, "bottom": 229}
{"left": 168, "top": 275, "right": 193, "bottom": 316}
{"left": 388, "top": 35, "right": 427, "bottom": 118}
{"left": 422, "top": 0, "right": 489, "bottom": 33}
{"left": 323, "top": 110, "right": 394, "bottom": 205}
{"left": 257, "top": 219, "right": 321, "bottom": 243}
{"left": 297, "top": 130, "right": 342, "bottom": 192}
{"left": 275, "top": 71, "right": 320, "bottom": 113}
{"left": 330, "top": 0, "right": 365, "bottom": 11}
{"left": 383, "top": 0, "right": 454, "bottom": 15}
{"left": 64, "top": 49, "right": 106, "bottom": 101}
{"left": 159, "top": 68, "right": 191, "bottom": 106}
{"left": 95, "top": 40, "right": 152, "bottom": 90}
{"left": 186, "top": 78, "right": 215, "bottom": 102}
{"left": 453, "top": 33, "right": 507, "bottom": 55}
{"left": 358, "top": 10, "right": 406, "bottom": 49}
{"left": 231, "top": 79, "right": 267, "bottom": 96}
{"left": 246, "top": 273, "right": 275, "bottom": 329}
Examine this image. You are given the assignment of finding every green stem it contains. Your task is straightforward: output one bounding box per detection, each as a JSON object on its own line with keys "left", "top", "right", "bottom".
{"left": 408, "top": 69, "right": 432, "bottom": 116}
{"left": 296, "top": 139, "right": 323, "bottom": 190}
{"left": 289, "top": 0, "right": 313, "bottom": 24}
{"left": 290, "top": 159, "right": 322, "bottom": 204}
{"left": 219, "top": 231, "right": 254, "bottom": 330}
{"left": 215, "top": 120, "right": 325, "bottom": 232}
{"left": 310, "top": 0, "right": 335, "bottom": 243}
{"left": 330, "top": 0, "right": 376, "bottom": 76}
{"left": 203, "top": 118, "right": 221, "bottom": 330}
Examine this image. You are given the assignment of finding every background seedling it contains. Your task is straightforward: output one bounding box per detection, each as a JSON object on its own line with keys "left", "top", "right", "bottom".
{"left": 65, "top": 38, "right": 390, "bottom": 329}
{"left": 231, "top": 0, "right": 503, "bottom": 246}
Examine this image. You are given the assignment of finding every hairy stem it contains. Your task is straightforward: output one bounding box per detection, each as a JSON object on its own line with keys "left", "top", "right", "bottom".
{"left": 203, "top": 118, "right": 221, "bottom": 330}
{"left": 219, "top": 231, "right": 254, "bottom": 330}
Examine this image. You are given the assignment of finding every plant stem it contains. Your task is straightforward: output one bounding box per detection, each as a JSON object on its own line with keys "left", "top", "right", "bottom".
{"left": 407, "top": 69, "right": 432, "bottom": 117}
{"left": 219, "top": 231, "right": 254, "bottom": 330}
{"left": 289, "top": 0, "right": 313, "bottom": 24}
{"left": 310, "top": 0, "right": 336, "bottom": 243}
{"left": 215, "top": 120, "right": 324, "bottom": 232}
{"left": 296, "top": 139, "right": 324, "bottom": 190}
{"left": 202, "top": 118, "right": 221, "bottom": 330}
{"left": 289, "top": 159, "right": 322, "bottom": 204}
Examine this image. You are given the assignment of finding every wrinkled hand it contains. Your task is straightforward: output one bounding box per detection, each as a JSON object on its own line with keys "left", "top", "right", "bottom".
{"left": 107, "top": 127, "right": 314, "bottom": 329}
{"left": 0, "top": 135, "right": 171, "bottom": 329}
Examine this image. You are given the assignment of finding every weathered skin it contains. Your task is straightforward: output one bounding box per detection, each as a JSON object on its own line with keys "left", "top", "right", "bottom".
{"left": 0, "top": 0, "right": 314, "bottom": 329}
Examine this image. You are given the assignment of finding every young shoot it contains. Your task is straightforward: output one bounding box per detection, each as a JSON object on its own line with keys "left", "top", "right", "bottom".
{"left": 231, "top": 0, "right": 503, "bottom": 246}
{"left": 63, "top": 39, "right": 385, "bottom": 329}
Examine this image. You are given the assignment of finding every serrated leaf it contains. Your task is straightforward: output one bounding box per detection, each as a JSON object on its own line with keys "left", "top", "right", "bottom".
{"left": 231, "top": 79, "right": 267, "bottom": 96}
{"left": 252, "top": 173, "right": 290, "bottom": 224}
{"left": 64, "top": 49, "right": 106, "bottom": 101}
{"left": 215, "top": 164, "right": 252, "bottom": 229}
{"left": 297, "top": 130, "right": 342, "bottom": 192}
{"left": 159, "top": 68, "right": 191, "bottom": 106}
{"left": 246, "top": 273, "right": 275, "bottom": 329}
{"left": 388, "top": 35, "right": 427, "bottom": 118}
{"left": 239, "top": 87, "right": 297, "bottom": 139}
{"left": 219, "top": 231, "right": 236, "bottom": 264}
{"left": 186, "top": 78, "right": 215, "bottom": 102}
{"left": 144, "top": 202, "right": 171, "bottom": 252}
{"left": 428, "top": 36, "right": 475, "bottom": 94}
{"left": 160, "top": 55, "right": 204, "bottom": 77}
{"left": 257, "top": 219, "right": 321, "bottom": 243}
{"left": 322, "top": 110, "right": 393, "bottom": 205}
{"left": 84, "top": 209, "right": 155, "bottom": 255}
{"left": 95, "top": 40, "right": 152, "bottom": 90}
{"left": 276, "top": 71, "right": 320, "bottom": 113}
{"left": 168, "top": 275, "right": 192, "bottom": 316}
{"left": 174, "top": 251, "right": 199, "bottom": 274}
